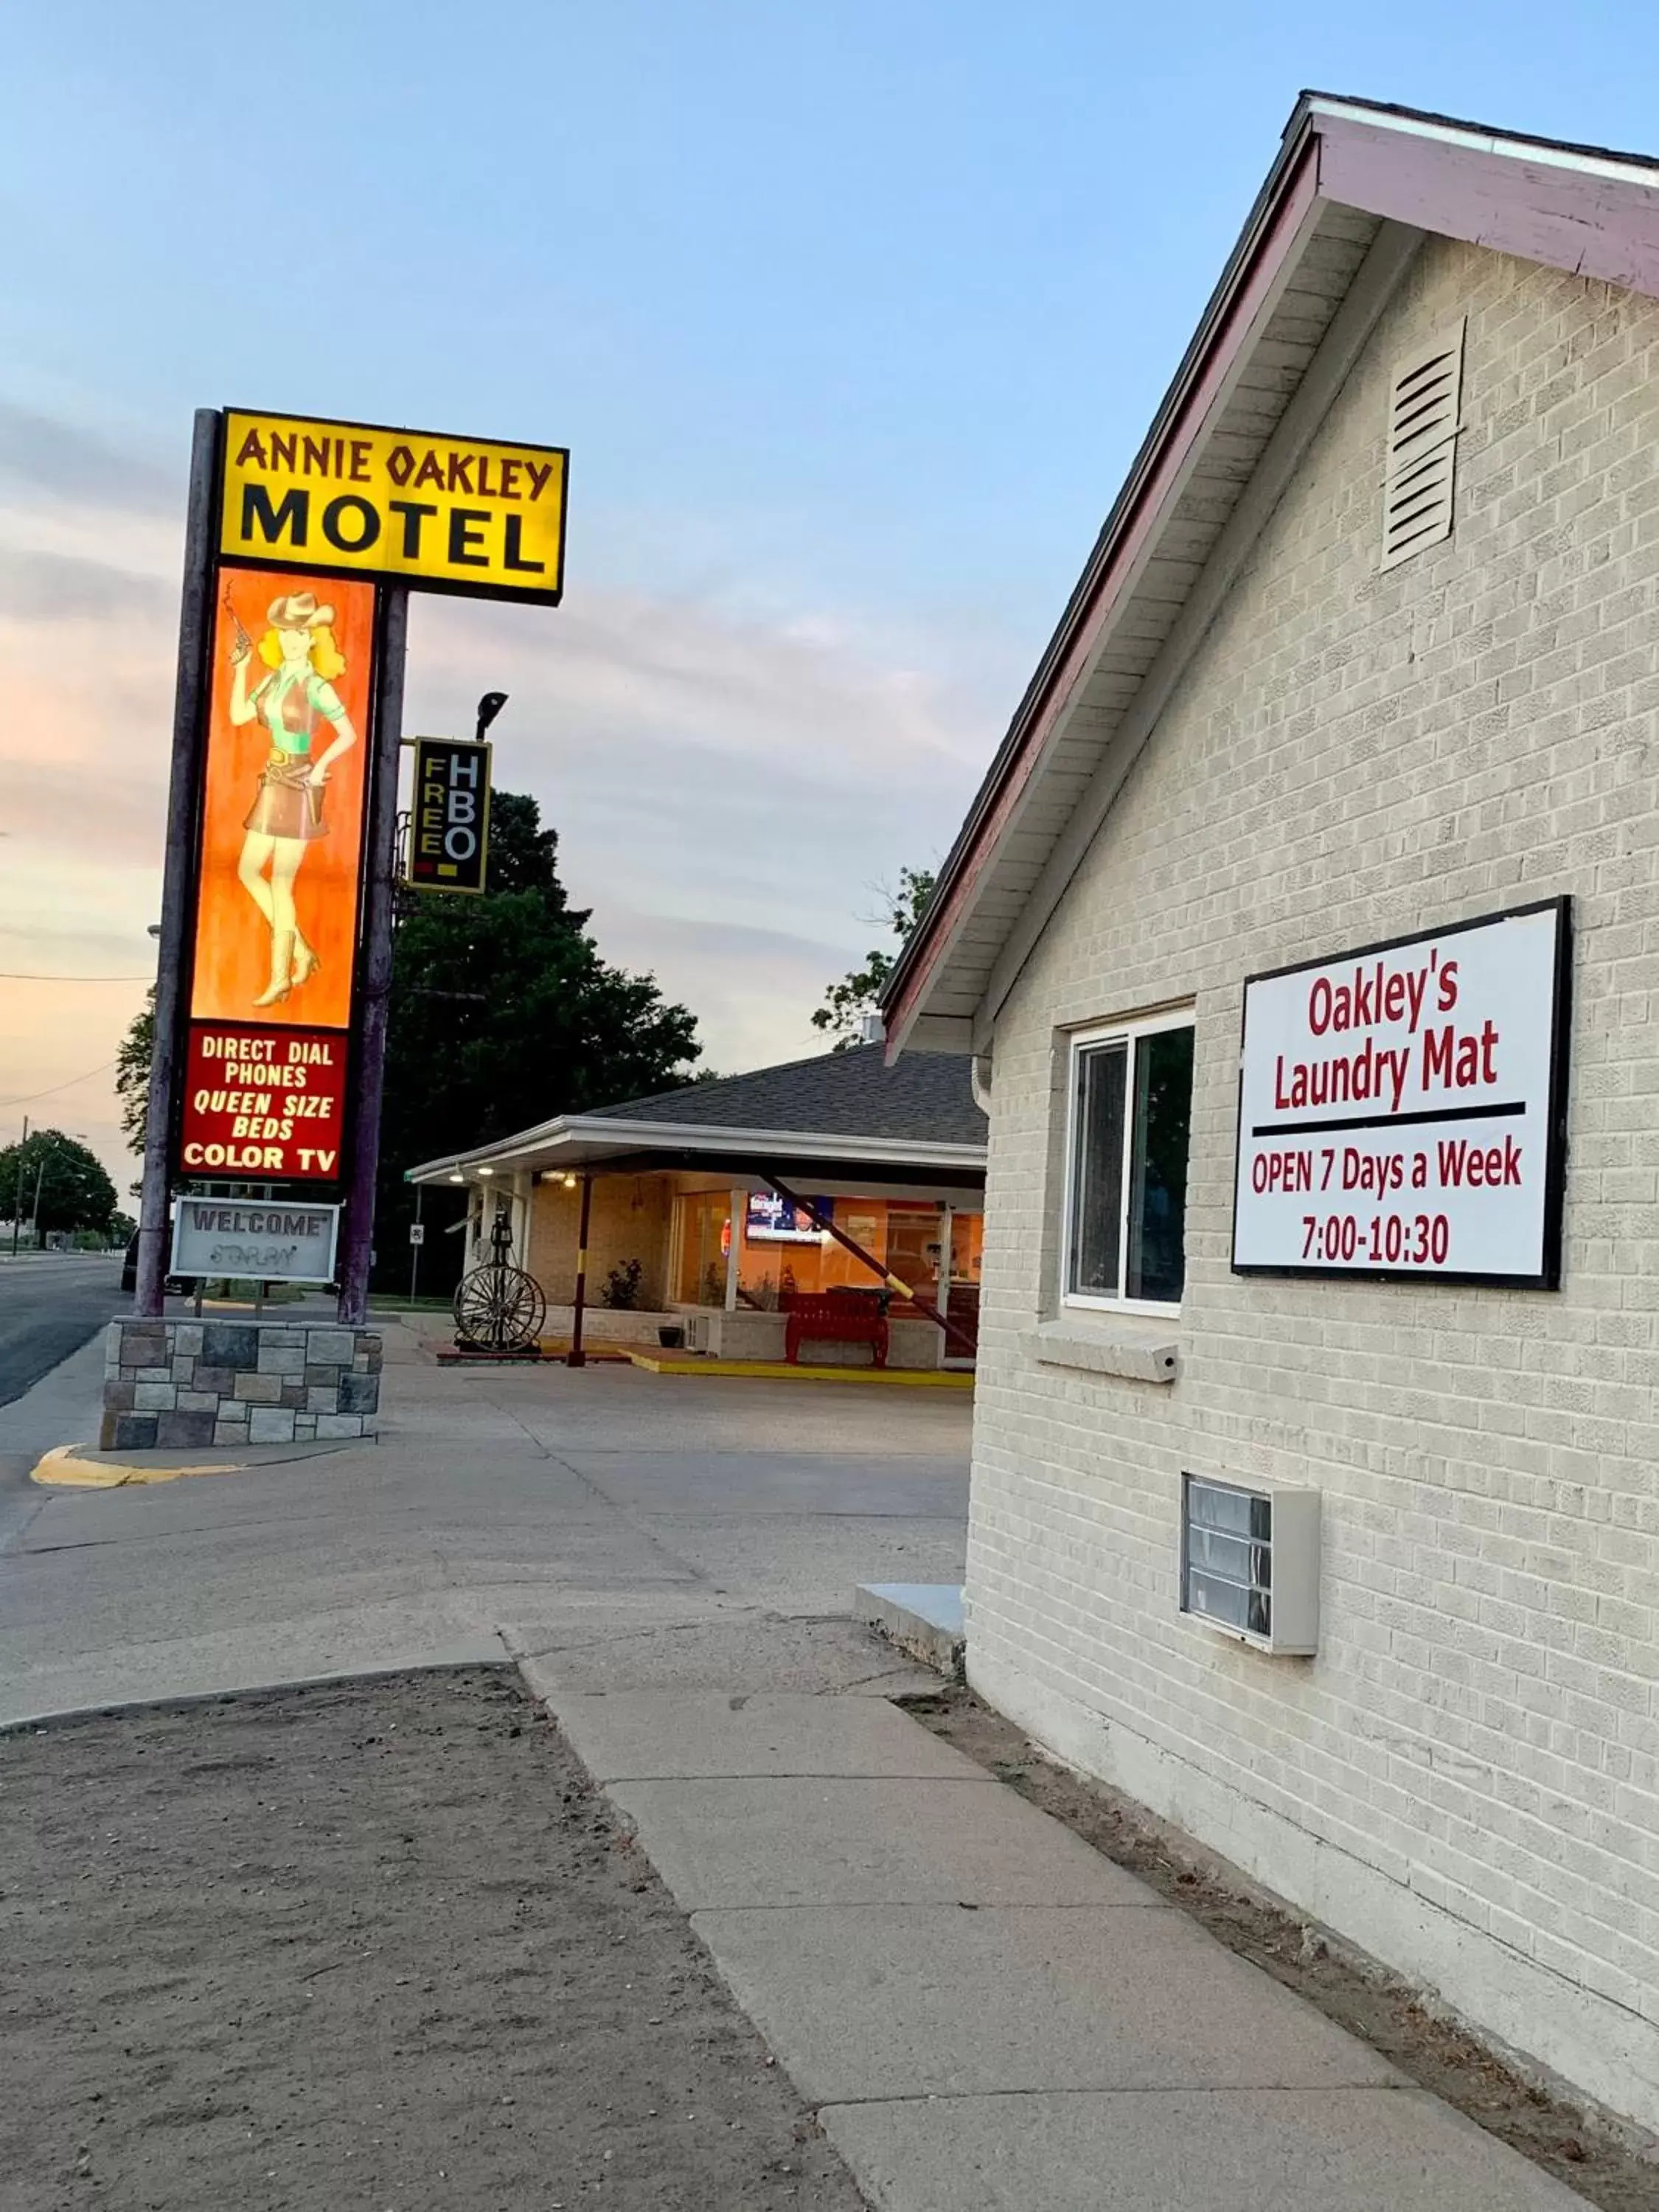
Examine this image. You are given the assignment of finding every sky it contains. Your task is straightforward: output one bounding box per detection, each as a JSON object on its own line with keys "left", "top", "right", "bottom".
{"left": 5, "top": 0, "right": 1659, "bottom": 1190}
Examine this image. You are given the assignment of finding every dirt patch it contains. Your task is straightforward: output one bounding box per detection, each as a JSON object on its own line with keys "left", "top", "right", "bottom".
{"left": 899, "top": 1684, "right": 1658, "bottom": 2212}
{"left": 0, "top": 1668, "right": 867, "bottom": 2211}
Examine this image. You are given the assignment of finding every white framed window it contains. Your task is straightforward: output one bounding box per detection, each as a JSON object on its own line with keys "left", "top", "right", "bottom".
{"left": 1062, "top": 1009, "right": 1194, "bottom": 1315}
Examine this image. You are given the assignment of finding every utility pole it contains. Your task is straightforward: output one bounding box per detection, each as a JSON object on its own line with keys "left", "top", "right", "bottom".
{"left": 9, "top": 1115, "right": 27, "bottom": 1258}
{"left": 30, "top": 1145, "right": 51, "bottom": 1245}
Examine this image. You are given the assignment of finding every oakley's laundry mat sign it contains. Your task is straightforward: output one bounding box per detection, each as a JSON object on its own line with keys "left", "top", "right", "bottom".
{"left": 1232, "top": 900, "right": 1571, "bottom": 1286}
{"left": 221, "top": 410, "right": 568, "bottom": 603}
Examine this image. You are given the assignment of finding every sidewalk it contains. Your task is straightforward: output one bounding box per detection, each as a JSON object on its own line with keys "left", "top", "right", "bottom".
{"left": 528, "top": 1678, "right": 1590, "bottom": 2212}
{"left": 1, "top": 1323, "right": 1595, "bottom": 2208}
{"left": 0, "top": 1318, "right": 967, "bottom": 1720}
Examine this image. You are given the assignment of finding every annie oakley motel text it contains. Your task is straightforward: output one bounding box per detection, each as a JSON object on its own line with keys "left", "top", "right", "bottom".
{"left": 229, "top": 423, "right": 559, "bottom": 575}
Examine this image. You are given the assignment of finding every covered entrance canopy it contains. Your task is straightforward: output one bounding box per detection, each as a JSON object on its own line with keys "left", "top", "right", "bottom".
{"left": 406, "top": 1046, "right": 989, "bottom": 1365}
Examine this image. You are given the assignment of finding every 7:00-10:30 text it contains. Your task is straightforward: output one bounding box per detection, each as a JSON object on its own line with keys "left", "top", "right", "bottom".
{"left": 1301, "top": 1213, "right": 1451, "bottom": 1266}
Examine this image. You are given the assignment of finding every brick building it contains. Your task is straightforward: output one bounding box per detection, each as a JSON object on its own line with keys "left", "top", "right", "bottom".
{"left": 407, "top": 1045, "right": 987, "bottom": 1364}
{"left": 885, "top": 94, "right": 1659, "bottom": 2129}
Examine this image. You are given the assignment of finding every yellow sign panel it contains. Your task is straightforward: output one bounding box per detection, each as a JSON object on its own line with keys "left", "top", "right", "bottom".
{"left": 219, "top": 409, "right": 567, "bottom": 604}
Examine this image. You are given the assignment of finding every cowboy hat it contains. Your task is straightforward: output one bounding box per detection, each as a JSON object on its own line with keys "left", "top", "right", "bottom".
{"left": 267, "top": 590, "right": 336, "bottom": 629}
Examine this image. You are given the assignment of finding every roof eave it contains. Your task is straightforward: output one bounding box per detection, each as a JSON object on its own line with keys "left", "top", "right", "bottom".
{"left": 408, "top": 1116, "right": 987, "bottom": 1185}
{"left": 882, "top": 96, "right": 1326, "bottom": 1046}
{"left": 885, "top": 90, "right": 1659, "bottom": 1059}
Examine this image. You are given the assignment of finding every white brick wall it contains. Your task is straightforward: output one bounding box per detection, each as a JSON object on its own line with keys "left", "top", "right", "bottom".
{"left": 973, "top": 234, "right": 1659, "bottom": 2131}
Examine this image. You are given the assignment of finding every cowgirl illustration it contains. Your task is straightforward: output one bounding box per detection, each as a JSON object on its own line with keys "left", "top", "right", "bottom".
{"left": 226, "top": 590, "right": 358, "bottom": 1007}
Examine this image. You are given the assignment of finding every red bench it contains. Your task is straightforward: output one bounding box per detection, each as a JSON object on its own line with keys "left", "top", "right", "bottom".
{"left": 784, "top": 1290, "right": 888, "bottom": 1368}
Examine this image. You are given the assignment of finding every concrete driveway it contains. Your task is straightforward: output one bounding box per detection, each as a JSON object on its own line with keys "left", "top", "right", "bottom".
{"left": 0, "top": 1322, "right": 971, "bottom": 1723}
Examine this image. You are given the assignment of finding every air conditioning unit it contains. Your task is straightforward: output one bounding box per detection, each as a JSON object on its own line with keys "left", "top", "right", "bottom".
{"left": 1180, "top": 1475, "right": 1319, "bottom": 1655}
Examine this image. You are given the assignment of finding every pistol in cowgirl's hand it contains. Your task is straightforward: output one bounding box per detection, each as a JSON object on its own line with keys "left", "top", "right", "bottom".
{"left": 224, "top": 584, "right": 254, "bottom": 667}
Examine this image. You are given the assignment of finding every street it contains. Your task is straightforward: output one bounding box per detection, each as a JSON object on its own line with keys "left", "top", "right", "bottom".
{"left": 0, "top": 1253, "right": 122, "bottom": 1409}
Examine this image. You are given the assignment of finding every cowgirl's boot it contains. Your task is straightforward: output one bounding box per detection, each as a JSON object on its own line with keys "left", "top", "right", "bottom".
{"left": 254, "top": 930, "right": 294, "bottom": 1007}
{"left": 291, "top": 931, "right": 321, "bottom": 988}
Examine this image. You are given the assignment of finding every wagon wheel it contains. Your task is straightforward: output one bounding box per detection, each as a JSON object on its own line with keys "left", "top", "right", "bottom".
{"left": 453, "top": 1262, "right": 546, "bottom": 1352}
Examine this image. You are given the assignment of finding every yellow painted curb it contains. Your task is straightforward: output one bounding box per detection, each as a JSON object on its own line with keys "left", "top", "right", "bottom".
{"left": 31, "top": 1444, "right": 246, "bottom": 1489}
{"left": 622, "top": 1354, "right": 974, "bottom": 1388}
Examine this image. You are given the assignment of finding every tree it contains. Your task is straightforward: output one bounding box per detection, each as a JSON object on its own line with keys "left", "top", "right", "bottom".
{"left": 811, "top": 866, "right": 936, "bottom": 1049}
{"left": 0, "top": 1130, "right": 119, "bottom": 1237}
{"left": 476, "top": 789, "right": 563, "bottom": 894}
{"left": 116, "top": 987, "right": 156, "bottom": 1158}
{"left": 375, "top": 791, "right": 702, "bottom": 1288}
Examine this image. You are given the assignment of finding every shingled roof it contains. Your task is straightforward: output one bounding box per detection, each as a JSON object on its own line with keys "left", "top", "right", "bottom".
{"left": 590, "top": 1045, "right": 986, "bottom": 1147}
{"left": 405, "top": 1043, "right": 987, "bottom": 1185}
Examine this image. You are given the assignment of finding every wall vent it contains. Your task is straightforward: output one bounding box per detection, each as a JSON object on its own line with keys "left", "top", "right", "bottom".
{"left": 1180, "top": 1475, "right": 1320, "bottom": 1655}
{"left": 1381, "top": 321, "right": 1464, "bottom": 571}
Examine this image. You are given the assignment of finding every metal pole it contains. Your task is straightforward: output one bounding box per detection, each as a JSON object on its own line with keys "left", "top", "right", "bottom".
{"left": 409, "top": 1182, "right": 423, "bottom": 1304}
{"left": 761, "top": 1171, "right": 980, "bottom": 1360}
{"left": 338, "top": 585, "right": 409, "bottom": 1326}
{"left": 30, "top": 1146, "right": 51, "bottom": 1245}
{"left": 566, "top": 1172, "right": 593, "bottom": 1368}
{"left": 10, "top": 1116, "right": 27, "bottom": 1258}
{"left": 136, "top": 409, "right": 221, "bottom": 1318}
{"left": 725, "top": 1188, "right": 744, "bottom": 1312}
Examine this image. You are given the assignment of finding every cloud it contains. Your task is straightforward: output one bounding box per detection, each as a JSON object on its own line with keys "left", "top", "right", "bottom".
{"left": 0, "top": 543, "right": 173, "bottom": 624}
{"left": 0, "top": 399, "right": 1015, "bottom": 1175}
{"left": 0, "top": 400, "right": 175, "bottom": 514}
{"left": 403, "top": 577, "right": 1000, "bottom": 967}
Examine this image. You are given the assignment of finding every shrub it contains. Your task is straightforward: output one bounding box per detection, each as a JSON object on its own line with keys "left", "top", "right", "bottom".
{"left": 602, "top": 1258, "right": 644, "bottom": 1310}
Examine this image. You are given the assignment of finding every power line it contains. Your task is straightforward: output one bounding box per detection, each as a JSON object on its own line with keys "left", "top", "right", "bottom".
{"left": 0, "top": 973, "right": 151, "bottom": 982}
{"left": 0, "top": 1060, "right": 117, "bottom": 1109}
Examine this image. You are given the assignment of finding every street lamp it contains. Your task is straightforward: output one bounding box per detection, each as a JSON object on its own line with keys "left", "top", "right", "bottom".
{"left": 475, "top": 691, "right": 508, "bottom": 742}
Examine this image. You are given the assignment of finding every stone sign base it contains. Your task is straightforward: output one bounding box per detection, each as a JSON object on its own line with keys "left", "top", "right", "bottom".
{"left": 102, "top": 1319, "right": 381, "bottom": 1452}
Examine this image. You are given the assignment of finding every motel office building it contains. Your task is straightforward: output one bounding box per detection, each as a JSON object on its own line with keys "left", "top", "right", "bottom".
{"left": 886, "top": 97, "right": 1659, "bottom": 2129}
{"left": 409, "top": 1047, "right": 987, "bottom": 1363}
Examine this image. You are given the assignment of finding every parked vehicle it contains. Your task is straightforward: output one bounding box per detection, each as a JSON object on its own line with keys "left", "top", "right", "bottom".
{"left": 119, "top": 1232, "right": 193, "bottom": 1298}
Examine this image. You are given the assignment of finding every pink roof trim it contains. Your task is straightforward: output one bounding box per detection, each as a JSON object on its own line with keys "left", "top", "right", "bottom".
{"left": 1317, "top": 111, "right": 1659, "bottom": 296}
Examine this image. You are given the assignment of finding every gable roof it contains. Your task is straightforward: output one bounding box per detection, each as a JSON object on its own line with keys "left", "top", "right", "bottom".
{"left": 590, "top": 1044, "right": 987, "bottom": 1145}
{"left": 883, "top": 91, "right": 1659, "bottom": 1059}
{"left": 405, "top": 1044, "right": 986, "bottom": 1187}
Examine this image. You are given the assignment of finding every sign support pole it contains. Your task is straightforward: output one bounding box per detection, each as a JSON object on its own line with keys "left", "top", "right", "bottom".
{"left": 136, "top": 408, "right": 222, "bottom": 1318}
{"left": 337, "top": 584, "right": 409, "bottom": 1327}
{"left": 566, "top": 1173, "right": 594, "bottom": 1368}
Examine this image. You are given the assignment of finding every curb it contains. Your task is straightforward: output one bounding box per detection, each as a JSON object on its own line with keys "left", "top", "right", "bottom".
{"left": 29, "top": 1444, "right": 246, "bottom": 1489}
{"left": 622, "top": 1354, "right": 974, "bottom": 1387}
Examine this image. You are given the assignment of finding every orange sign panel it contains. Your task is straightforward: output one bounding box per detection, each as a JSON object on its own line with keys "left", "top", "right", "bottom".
{"left": 188, "top": 566, "right": 376, "bottom": 1031}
